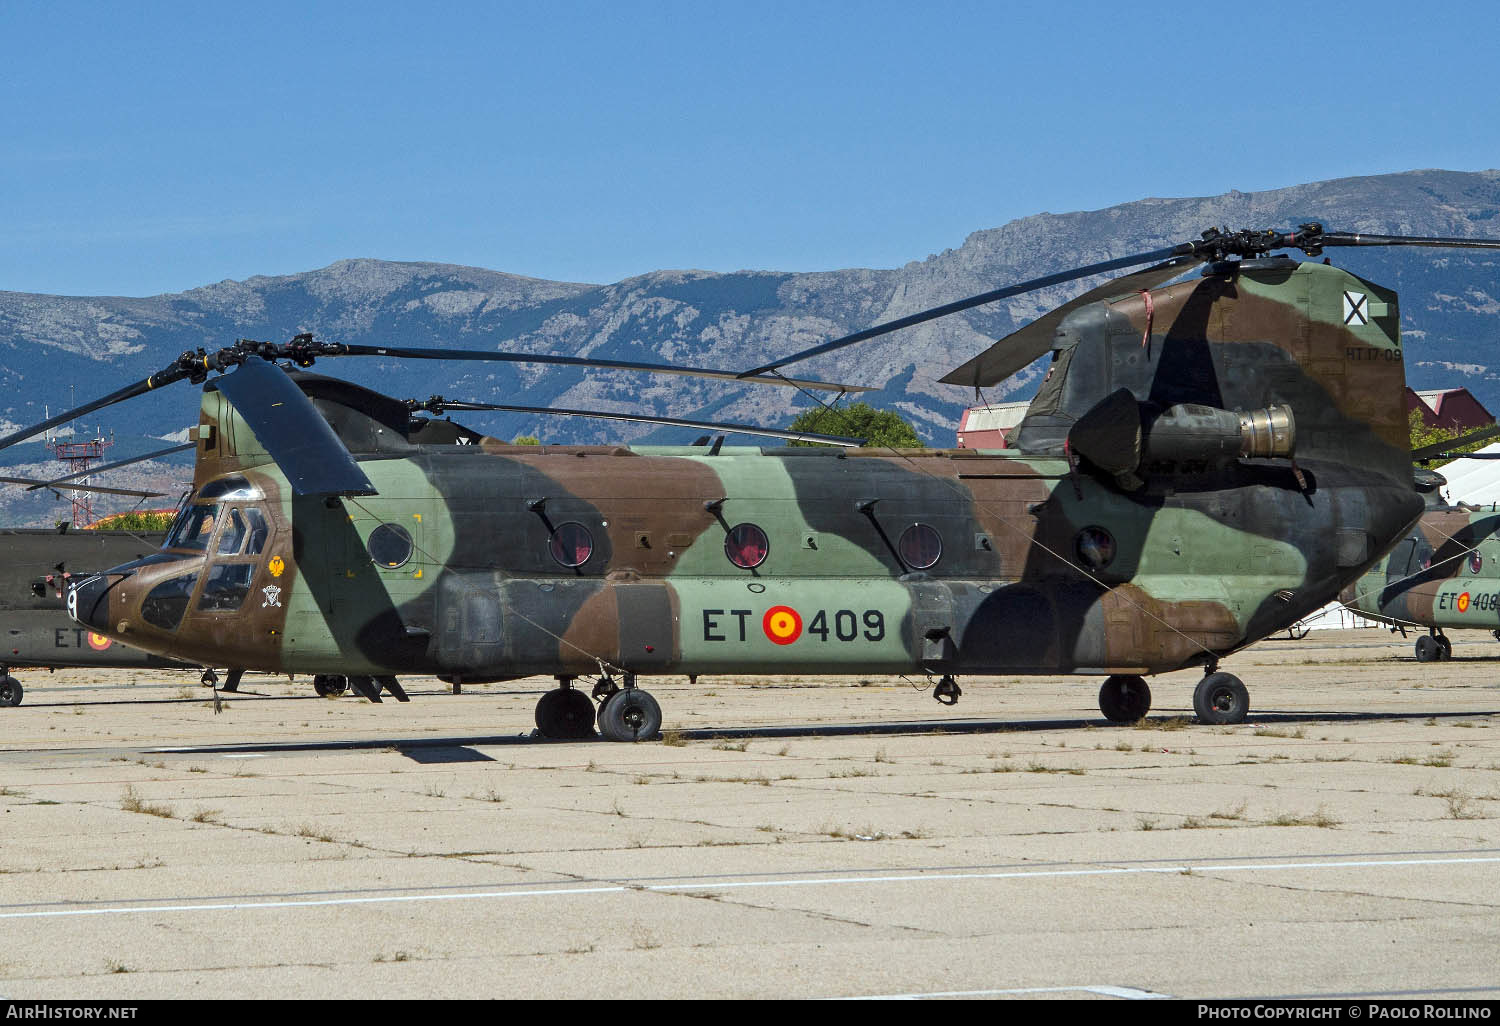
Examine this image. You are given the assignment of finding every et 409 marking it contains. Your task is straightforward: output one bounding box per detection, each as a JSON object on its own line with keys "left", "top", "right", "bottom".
{"left": 701, "top": 607, "right": 886, "bottom": 645}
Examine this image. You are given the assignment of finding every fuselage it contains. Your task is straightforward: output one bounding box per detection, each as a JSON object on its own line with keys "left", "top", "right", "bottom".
{"left": 69, "top": 439, "right": 1417, "bottom": 680}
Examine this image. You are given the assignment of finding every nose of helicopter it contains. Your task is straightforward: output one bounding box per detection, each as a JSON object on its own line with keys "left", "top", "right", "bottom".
{"left": 68, "top": 574, "right": 112, "bottom": 632}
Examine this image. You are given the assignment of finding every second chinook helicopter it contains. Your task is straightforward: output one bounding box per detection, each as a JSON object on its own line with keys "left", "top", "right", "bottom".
{"left": 8, "top": 224, "right": 1497, "bottom": 739}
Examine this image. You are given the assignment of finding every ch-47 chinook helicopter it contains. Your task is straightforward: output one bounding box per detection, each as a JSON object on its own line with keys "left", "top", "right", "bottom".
{"left": 0, "top": 447, "right": 198, "bottom": 706}
{"left": 4, "top": 223, "right": 1497, "bottom": 739}
{"left": 1341, "top": 434, "right": 1500, "bottom": 662}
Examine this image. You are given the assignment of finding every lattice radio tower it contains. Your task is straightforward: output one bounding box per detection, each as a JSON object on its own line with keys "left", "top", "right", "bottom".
{"left": 44, "top": 391, "right": 113, "bottom": 527}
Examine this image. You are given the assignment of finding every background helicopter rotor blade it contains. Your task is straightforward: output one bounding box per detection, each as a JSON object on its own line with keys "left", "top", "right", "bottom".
{"left": 332, "top": 343, "right": 871, "bottom": 393}
{"left": 1411, "top": 421, "right": 1500, "bottom": 463}
{"left": 0, "top": 376, "right": 161, "bottom": 454}
{"left": 211, "top": 359, "right": 376, "bottom": 496}
{"left": 22, "top": 442, "right": 195, "bottom": 491}
{"left": 413, "top": 398, "right": 867, "bottom": 447}
{"left": 0, "top": 476, "right": 166, "bottom": 499}
{"left": 939, "top": 256, "right": 1201, "bottom": 389}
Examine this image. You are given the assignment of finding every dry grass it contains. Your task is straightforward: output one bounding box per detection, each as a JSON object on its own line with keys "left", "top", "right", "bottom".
{"left": 119, "top": 785, "right": 173, "bottom": 819}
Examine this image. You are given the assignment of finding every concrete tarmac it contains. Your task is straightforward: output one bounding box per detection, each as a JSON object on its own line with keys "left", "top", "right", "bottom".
{"left": 1, "top": 628, "right": 1498, "bottom": 1000}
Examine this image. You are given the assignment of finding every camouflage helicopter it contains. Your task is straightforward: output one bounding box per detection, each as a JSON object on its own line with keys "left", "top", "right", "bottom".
{"left": 1341, "top": 434, "right": 1500, "bottom": 661}
{"left": 0, "top": 449, "right": 199, "bottom": 706}
{"left": 4, "top": 223, "right": 1496, "bottom": 740}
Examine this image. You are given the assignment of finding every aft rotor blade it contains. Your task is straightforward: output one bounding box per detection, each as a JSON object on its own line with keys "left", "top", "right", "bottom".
{"left": 940, "top": 256, "right": 1201, "bottom": 388}
{"left": 212, "top": 359, "right": 376, "bottom": 496}
{"left": 0, "top": 476, "right": 166, "bottom": 498}
{"left": 739, "top": 244, "right": 1191, "bottom": 378}
{"left": 334, "top": 343, "right": 871, "bottom": 393}
{"left": 425, "top": 400, "right": 867, "bottom": 447}
{"left": 23, "top": 442, "right": 195, "bottom": 491}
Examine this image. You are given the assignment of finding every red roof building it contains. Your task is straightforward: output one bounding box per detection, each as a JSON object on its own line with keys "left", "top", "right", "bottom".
{"left": 1407, "top": 387, "right": 1494, "bottom": 433}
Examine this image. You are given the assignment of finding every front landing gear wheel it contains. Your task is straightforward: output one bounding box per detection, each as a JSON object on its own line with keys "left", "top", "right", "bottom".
{"left": 597, "top": 689, "right": 662, "bottom": 742}
{"left": 313, "top": 675, "right": 348, "bottom": 698}
{"left": 535, "top": 688, "right": 597, "bottom": 739}
{"left": 1098, "top": 675, "right": 1151, "bottom": 722}
{"left": 932, "top": 675, "right": 962, "bottom": 705}
{"left": 1194, "top": 672, "right": 1249, "bottom": 725}
{"left": 0, "top": 675, "right": 21, "bottom": 707}
{"left": 1415, "top": 635, "right": 1442, "bottom": 662}
{"left": 1437, "top": 634, "right": 1453, "bottom": 660}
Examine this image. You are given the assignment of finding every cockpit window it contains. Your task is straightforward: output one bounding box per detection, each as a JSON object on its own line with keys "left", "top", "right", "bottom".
{"left": 244, "top": 508, "right": 270, "bottom": 555}
{"left": 216, "top": 509, "right": 247, "bottom": 556}
{"left": 165, "top": 505, "right": 216, "bottom": 551}
{"left": 198, "top": 476, "right": 263, "bottom": 502}
{"left": 142, "top": 573, "right": 199, "bottom": 631}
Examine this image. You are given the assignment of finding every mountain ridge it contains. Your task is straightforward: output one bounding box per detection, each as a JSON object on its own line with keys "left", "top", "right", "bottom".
{"left": 3, "top": 168, "right": 1499, "bottom": 462}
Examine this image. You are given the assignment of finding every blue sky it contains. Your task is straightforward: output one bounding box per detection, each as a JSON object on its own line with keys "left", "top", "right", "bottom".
{"left": 2, "top": 0, "right": 1496, "bottom": 297}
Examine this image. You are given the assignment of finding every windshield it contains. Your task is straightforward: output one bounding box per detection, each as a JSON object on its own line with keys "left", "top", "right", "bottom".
{"left": 164, "top": 504, "right": 216, "bottom": 551}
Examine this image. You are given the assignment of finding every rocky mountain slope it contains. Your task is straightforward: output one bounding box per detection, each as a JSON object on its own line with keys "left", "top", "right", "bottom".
{"left": 2, "top": 168, "right": 1497, "bottom": 478}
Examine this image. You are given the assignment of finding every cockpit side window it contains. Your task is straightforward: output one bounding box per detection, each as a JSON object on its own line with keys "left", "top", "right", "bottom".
{"left": 216, "top": 508, "right": 247, "bottom": 556}
{"left": 244, "top": 508, "right": 270, "bottom": 555}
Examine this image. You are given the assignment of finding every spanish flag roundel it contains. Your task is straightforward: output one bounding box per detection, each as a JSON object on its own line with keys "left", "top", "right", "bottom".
{"left": 763, "top": 605, "right": 802, "bottom": 645}
{"left": 1458, "top": 592, "right": 1472, "bottom": 613}
{"left": 87, "top": 633, "right": 112, "bottom": 651}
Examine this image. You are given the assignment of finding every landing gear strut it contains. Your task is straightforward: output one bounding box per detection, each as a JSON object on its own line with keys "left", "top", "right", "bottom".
{"left": 1415, "top": 631, "right": 1451, "bottom": 662}
{"left": 1098, "top": 674, "right": 1151, "bottom": 722}
{"left": 932, "top": 675, "right": 962, "bottom": 706}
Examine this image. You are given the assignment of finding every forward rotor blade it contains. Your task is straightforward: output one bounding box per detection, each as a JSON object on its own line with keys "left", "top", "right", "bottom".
{"left": 423, "top": 399, "right": 866, "bottom": 447}
{"left": 23, "top": 442, "right": 195, "bottom": 491}
{"left": 0, "top": 476, "right": 166, "bottom": 498}
{"left": 939, "top": 256, "right": 1201, "bottom": 388}
{"left": 334, "top": 343, "right": 871, "bottom": 393}
{"left": 739, "top": 244, "right": 1191, "bottom": 378}
{"left": 212, "top": 359, "right": 376, "bottom": 496}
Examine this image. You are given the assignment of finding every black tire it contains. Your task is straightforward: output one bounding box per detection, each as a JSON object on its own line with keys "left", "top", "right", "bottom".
{"left": 597, "top": 689, "right": 662, "bottom": 743}
{"left": 535, "top": 688, "right": 597, "bottom": 739}
{"left": 1437, "top": 635, "right": 1453, "bottom": 660}
{"left": 1194, "top": 672, "right": 1249, "bottom": 725}
{"left": 1098, "top": 675, "right": 1151, "bottom": 722}
{"left": 1415, "top": 635, "right": 1440, "bottom": 662}
{"left": 313, "top": 674, "right": 347, "bottom": 698}
{"left": 0, "top": 675, "right": 21, "bottom": 707}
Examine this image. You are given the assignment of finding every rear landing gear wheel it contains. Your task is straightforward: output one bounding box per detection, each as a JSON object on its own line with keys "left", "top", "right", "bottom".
{"left": 535, "top": 688, "right": 597, "bottom": 739}
{"left": 1098, "top": 675, "right": 1151, "bottom": 722}
{"left": 1194, "top": 672, "right": 1249, "bottom": 725}
{"left": 597, "top": 689, "right": 662, "bottom": 743}
{"left": 0, "top": 675, "right": 21, "bottom": 707}
{"left": 1415, "top": 635, "right": 1441, "bottom": 662}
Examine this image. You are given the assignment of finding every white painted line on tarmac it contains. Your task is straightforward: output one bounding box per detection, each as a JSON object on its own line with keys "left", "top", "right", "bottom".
{"left": 4, "top": 854, "right": 1498, "bottom": 921}
{"left": 839, "top": 984, "right": 1171, "bottom": 1000}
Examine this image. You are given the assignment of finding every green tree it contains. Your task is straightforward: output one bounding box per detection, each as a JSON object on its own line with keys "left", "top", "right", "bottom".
{"left": 511, "top": 435, "right": 541, "bottom": 445}
{"left": 1408, "top": 409, "right": 1489, "bottom": 468}
{"left": 787, "top": 402, "right": 924, "bottom": 448}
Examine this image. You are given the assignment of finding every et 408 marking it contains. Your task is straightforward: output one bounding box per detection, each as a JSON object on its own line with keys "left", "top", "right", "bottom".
{"left": 701, "top": 607, "right": 886, "bottom": 645}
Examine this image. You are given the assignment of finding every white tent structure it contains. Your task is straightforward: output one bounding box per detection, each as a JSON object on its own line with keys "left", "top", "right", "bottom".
{"left": 1426, "top": 442, "right": 1500, "bottom": 508}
